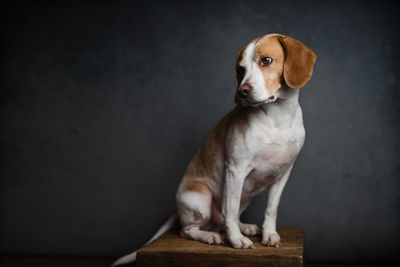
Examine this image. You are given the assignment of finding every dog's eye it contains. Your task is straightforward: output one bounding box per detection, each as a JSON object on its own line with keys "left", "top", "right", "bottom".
{"left": 260, "top": 57, "right": 273, "bottom": 66}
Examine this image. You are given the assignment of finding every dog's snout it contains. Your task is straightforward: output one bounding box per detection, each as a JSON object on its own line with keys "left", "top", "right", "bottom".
{"left": 238, "top": 83, "right": 253, "bottom": 99}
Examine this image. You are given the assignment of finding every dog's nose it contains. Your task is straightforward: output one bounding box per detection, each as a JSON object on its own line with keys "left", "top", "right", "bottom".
{"left": 238, "top": 83, "right": 252, "bottom": 99}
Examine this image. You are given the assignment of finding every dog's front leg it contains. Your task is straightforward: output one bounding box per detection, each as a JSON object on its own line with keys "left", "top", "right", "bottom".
{"left": 223, "top": 164, "right": 255, "bottom": 249}
{"left": 261, "top": 165, "right": 293, "bottom": 247}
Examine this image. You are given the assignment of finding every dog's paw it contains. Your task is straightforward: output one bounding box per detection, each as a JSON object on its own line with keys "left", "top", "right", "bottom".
{"left": 239, "top": 222, "right": 261, "bottom": 236}
{"left": 229, "top": 234, "right": 255, "bottom": 249}
{"left": 261, "top": 231, "right": 280, "bottom": 248}
{"left": 205, "top": 232, "right": 225, "bottom": 245}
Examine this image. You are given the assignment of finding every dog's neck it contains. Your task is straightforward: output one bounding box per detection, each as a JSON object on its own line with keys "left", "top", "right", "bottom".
{"left": 260, "top": 87, "right": 300, "bottom": 129}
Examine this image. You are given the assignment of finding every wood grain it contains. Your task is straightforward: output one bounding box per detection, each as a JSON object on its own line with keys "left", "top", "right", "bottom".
{"left": 137, "top": 227, "right": 303, "bottom": 267}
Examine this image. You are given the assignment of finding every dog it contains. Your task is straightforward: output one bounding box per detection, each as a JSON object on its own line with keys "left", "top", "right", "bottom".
{"left": 112, "top": 33, "right": 316, "bottom": 266}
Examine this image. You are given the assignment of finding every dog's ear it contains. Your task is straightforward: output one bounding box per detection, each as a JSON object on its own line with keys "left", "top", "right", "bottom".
{"left": 278, "top": 35, "right": 316, "bottom": 88}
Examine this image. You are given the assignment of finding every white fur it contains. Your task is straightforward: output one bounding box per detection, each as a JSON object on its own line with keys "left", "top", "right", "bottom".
{"left": 224, "top": 88, "right": 304, "bottom": 248}
{"left": 177, "top": 191, "right": 211, "bottom": 226}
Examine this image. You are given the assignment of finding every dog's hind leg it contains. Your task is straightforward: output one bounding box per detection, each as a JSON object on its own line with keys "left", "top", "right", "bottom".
{"left": 177, "top": 183, "right": 224, "bottom": 245}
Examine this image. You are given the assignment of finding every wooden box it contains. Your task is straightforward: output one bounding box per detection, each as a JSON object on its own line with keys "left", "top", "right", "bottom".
{"left": 137, "top": 227, "right": 303, "bottom": 267}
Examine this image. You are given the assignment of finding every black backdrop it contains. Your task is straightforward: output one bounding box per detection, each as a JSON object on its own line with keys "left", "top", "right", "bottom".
{"left": 1, "top": 0, "right": 399, "bottom": 264}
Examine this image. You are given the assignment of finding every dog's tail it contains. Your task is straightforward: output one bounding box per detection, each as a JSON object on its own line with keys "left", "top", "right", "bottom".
{"left": 111, "top": 213, "right": 178, "bottom": 266}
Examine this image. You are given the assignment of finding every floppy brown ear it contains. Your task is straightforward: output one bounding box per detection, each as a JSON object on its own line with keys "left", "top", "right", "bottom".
{"left": 278, "top": 35, "right": 316, "bottom": 88}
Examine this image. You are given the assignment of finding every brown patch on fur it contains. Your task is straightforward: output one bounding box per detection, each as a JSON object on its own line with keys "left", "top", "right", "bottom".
{"left": 254, "top": 35, "right": 285, "bottom": 93}
{"left": 178, "top": 111, "right": 231, "bottom": 194}
{"left": 277, "top": 35, "right": 316, "bottom": 88}
{"left": 178, "top": 105, "right": 262, "bottom": 195}
{"left": 184, "top": 182, "right": 211, "bottom": 196}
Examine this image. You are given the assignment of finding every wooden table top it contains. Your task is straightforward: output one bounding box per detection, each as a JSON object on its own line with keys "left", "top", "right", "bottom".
{"left": 137, "top": 227, "right": 303, "bottom": 267}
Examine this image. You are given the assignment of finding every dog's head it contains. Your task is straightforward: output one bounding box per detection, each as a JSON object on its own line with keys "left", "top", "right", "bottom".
{"left": 235, "top": 34, "right": 316, "bottom": 106}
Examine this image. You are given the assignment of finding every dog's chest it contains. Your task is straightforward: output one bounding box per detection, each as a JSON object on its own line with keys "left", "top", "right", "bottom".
{"left": 253, "top": 130, "right": 300, "bottom": 165}
{"left": 242, "top": 114, "right": 304, "bottom": 194}
{"left": 253, "top": 131, "right": 300, "bottom": 172}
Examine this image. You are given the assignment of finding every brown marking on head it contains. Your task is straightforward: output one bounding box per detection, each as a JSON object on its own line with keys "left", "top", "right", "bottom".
{"left": 254, "top": 35, "right": 285, "bottom": 93}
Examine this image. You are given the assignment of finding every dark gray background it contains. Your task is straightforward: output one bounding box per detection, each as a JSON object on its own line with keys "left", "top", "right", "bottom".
{"left": 1, "top": 0, "right": 399, "bottom": 264}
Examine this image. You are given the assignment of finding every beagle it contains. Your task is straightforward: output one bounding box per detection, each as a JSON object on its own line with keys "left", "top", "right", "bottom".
{"left": 112, "top": 33, "right": 316, "bottom": 266}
